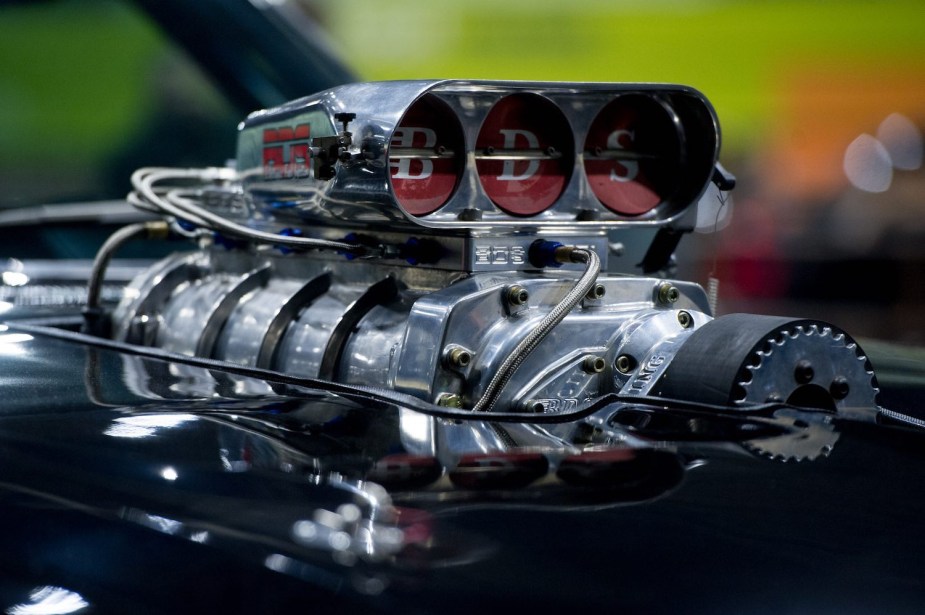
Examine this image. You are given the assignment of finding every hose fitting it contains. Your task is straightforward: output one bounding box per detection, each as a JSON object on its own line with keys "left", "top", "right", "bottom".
{"left": 528, "top": 239, "right": 565, "bottom": 268}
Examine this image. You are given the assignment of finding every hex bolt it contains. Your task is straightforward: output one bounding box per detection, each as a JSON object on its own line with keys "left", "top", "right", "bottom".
{"left": 586, "top": 284, "right": 606, "bottom": 301}
{"left": 615, "top": 354, "right": 635, "bottom": 374}
{"left": 445, "top": 346, "right": 472, "bottom": 369}
{"left": 677, "top": 310, "right": 693, "bottom": 328}
{"left": 437, "top": 393, "right": 463, "bottom": 408}
{"left": 657, "top": 283, "right": 680, "bottom": 305}
{"left": 830, "top": 376, "right": 850, "bottom": 400}
{"left": 576, "top": 209, "right": 601, "bottom": 222}
{"left": 794, "top": 360, "right": 815, "bottom": 385}
{"left": 582, "top": 355, "right": 606, "bottom": 374}
{"left": 506, "top": 285, "right": 530, "bottom": 307}
{"left": 458, "top": 208, "right": 482, "bottom": 221}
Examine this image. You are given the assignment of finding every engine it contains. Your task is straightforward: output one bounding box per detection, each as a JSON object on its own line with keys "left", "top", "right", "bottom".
{"left": 107, "top": 80, "right": 878, "bottom": 419}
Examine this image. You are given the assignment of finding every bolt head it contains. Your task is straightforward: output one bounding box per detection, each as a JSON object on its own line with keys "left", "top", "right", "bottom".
{"left": 794, "top": 360, "right": 815, "bottom": 384}
{"left": 582, "top": 355, "right": 606, "bottom": 374}
{"left": 586, "top": 284, "right": 606, "bottom": 300}
{"left": 830, "top": 376, "right": 850, "bottom": 400}
{"left": 507, "top": 285, "right": 529, "bottom": 306}
{"left": 445, "top": 347, "right": 472, "bottom": 368}
{"left": 437, "top": 393, "right": 463, "bottom": 408}
{"left": 657, "top": 283, "right": 680, "bottom": 305}
{"left": 615, "top": 354, "right": 634, "bottom": 374}
{"left": 458, "top": 208, "right": 482, "bottom": 221}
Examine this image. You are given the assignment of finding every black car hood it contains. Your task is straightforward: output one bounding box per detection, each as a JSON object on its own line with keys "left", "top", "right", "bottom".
{"left": 1, "top": 326, "right": 924, "bottom": 613}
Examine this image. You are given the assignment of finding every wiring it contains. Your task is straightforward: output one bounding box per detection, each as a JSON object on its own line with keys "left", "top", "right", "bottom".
{"left": 128, "top": 167, "right": 372, "bottom": 255}
{"left": 7, "top": 319, "right": 795, "bottom": 425}
{"left": 84, "top": 220, "right": 170, "bottom": 339}
{"left": 86, "top": 221, "right": 166, "bottom": 311}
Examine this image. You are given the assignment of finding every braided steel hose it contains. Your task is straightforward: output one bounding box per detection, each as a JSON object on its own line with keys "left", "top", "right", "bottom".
{"left": 471, "top": 246, "right": 601, "bottom": 412}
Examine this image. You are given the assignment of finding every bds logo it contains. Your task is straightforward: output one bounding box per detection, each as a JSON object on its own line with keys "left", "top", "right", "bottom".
{"left": 262, "top": 124, "right": 311, "bottom": 179}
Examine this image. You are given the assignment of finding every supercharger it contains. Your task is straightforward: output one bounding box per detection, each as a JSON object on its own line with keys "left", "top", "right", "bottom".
{"left": 112, "top": 80, "right": 879, "bottom": 418}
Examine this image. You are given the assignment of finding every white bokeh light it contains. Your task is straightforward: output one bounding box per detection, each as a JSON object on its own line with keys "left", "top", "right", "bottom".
{"left": 844, "top": 133, "right": 892, "bottom": 193}
{"left": 876, "top": 112, "right": 923, "bottom": 171}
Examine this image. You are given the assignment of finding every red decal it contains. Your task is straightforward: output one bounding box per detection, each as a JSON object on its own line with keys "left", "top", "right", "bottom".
{"left": 476, "top": 94, "right": 573, "bottom": 216}
{"left": 262, "top": 123, "right": 312, "bottom": 179}
{"left": 583, "top": 96, "right": 682, "bottom": 216}
{"left": 389, "top": 95, "right": 464, "bottom": 216}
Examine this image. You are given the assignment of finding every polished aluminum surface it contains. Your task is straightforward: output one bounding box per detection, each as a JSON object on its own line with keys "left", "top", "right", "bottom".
{"left": 113, "top": 247, "right": 712, "bottom": 411}
{"left": 235, "top": 80, "right": 720, "bottom": 233}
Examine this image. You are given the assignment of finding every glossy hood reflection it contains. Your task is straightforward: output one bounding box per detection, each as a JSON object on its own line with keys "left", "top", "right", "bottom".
{"left": 6, "top": 586, "right": 89, "bottom": 615}
{"left": 0, "top": 328, "right": 891, "bottom": 611}
{"left": 104, "top": 413, "right": 198, "bottom": 439}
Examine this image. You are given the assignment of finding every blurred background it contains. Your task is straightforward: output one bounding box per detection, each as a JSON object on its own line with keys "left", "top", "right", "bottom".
{"left": 0, "top": 0, "right": 923, "bottom": 342}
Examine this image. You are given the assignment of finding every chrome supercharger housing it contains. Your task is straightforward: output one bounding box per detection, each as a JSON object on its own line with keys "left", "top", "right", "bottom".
{"left": 113, "top": 247, "right": 713, "bottom": 410}
{"left": 112, "top": 80, "right": 879, "bottom": 418}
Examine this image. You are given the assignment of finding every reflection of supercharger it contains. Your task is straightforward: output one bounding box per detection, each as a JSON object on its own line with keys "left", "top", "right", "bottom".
{"left": 113, "top": 80, "right": 879, "bottom": 421}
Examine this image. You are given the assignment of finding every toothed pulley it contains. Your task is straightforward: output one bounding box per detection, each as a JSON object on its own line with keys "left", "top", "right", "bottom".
{"left": 654, "top": 314, "right": 879, "bottom": 413}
